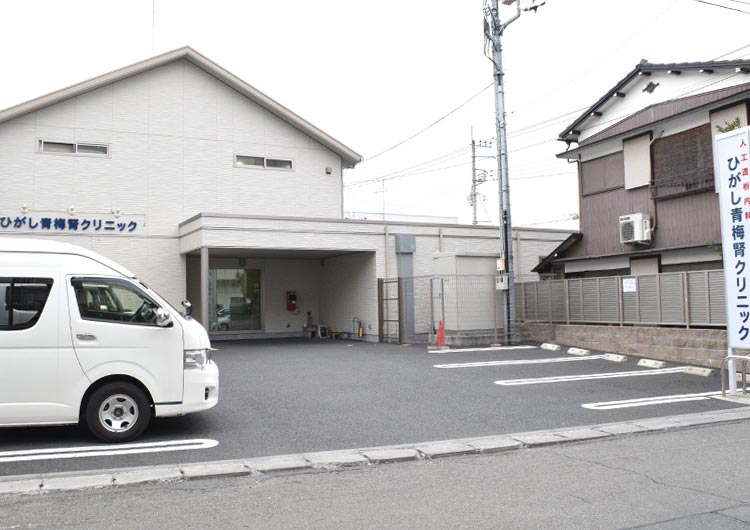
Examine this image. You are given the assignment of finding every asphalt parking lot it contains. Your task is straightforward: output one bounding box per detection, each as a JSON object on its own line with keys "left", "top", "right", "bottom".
{"left": 1, "top": 338, "right": 743, "bottom": 477}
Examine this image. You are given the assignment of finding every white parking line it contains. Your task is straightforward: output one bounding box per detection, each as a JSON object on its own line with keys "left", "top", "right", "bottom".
{"left": 428, "top": 345, "right": 536, "bottom": 354}
{"left": 435, "top": 355, "right": 607, "bottom": 369}
{"left": 582, "top": 391, "right": 721, "bottom": 410}
{"left": 0, "top": 438, "right": 219, "bottom": 463}
{"left": 494, "top": 367, "right": 687, "bottom": 386}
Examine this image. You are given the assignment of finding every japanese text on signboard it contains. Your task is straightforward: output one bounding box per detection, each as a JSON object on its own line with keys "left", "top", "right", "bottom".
{"left": 717, "top": 127, "right": 750, "bottom": 348}
{"left": 0, "top": 215, "right": 138, "bottom": 233}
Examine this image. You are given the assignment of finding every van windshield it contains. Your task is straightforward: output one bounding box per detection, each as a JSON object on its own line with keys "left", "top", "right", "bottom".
{"left": 137, "top": 280, "right": 185, "bottom": 318}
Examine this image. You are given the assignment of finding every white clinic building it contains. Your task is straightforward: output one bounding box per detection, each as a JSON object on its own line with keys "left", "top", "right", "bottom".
{"left": 0, "top": 47, "right": 567, "bottom": 341}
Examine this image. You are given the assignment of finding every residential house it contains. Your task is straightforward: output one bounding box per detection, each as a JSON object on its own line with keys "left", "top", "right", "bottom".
{"left": 536, "top": 59, "right": 750, "bottom": 278}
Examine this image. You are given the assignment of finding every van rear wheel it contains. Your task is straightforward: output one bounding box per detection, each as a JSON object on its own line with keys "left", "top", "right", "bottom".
{"left": 86, "top": 382, "right": 151, "bottom": 443}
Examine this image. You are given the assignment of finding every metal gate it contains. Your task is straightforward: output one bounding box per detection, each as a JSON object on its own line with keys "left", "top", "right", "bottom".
{"left": 379, "top": 275, "right": 504, "bottom": 345}
{"left": 378, "top": 278, "right": 400, "bottom": 343}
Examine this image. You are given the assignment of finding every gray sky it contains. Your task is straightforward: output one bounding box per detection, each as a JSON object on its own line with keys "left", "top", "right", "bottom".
{"left": 1, "top": 0, "right": 749, "bottom": 229}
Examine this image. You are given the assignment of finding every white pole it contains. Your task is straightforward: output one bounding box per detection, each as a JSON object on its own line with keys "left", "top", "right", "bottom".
{"left": 728, "top": 348, "right": 737, "bottom": 395}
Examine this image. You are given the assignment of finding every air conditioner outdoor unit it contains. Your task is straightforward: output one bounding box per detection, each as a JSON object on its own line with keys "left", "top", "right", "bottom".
{"left": 619, "top": 213, "right": 652, "bottom": 244}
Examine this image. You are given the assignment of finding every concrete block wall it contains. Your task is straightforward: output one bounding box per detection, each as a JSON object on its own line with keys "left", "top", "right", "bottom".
{"left": 518, "top": 322, "right": 727, "bottom": 368}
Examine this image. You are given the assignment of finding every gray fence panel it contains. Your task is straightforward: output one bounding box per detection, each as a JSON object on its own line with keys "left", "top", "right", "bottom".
{"left": 550, "top": 280, "right": 567, "bottom": 322}
{"left": 568, "top": 279, "right": 583, "bottom": 321}
{"left": 582, "top": 279, "right": 600, "bottom": 321}
{"left": 537, "top": 281, "right": 551, "bottom": 322}
{"left": 659, "top": 273, "right": 684, "bottom": 324}
{"left": 637, "top": 275, "right": 659, "bottom": 322}
{"left": 622, "top": 276, "right": 638, "bottom": 323}
{"left": 708, "top": 270, "right": 727, "bottom": 325}
{"left": 524, "top": 283, "right": 538, "bottom": 321}
{"left": 515, "top": 285, "right": 525, "bottom": 321}
{"left": 687, "top": 272, "right": 709, "bottom": 324}
{"left": 599, "top": 277, "right": 620, "bottom": 322}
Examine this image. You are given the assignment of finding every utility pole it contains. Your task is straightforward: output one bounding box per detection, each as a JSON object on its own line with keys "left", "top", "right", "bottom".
{"left": 471, "top": 128, "right": 478, "bottom": 225}
{"left": 486, "top": 0, "right": 521, "bottom": 344}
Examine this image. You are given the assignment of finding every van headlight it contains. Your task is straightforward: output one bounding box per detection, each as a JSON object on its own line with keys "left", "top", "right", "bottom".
{"left": 184, "top": 349, "right": 209, "bottom": 370}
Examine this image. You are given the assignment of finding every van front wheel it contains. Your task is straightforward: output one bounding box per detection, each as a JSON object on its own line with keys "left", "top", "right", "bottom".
{"left": 86, "top": 382, "right": 151, "bottom": 443}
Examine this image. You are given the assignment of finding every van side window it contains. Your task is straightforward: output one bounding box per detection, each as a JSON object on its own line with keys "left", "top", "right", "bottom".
{"left": 72, "top": 278, "right": 161, "bottom": 326}
{"left": 0, "top": 278, "right": 54, "bottom": 331}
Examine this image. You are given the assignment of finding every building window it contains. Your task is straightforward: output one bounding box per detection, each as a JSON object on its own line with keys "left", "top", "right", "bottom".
{"left": 234, "top": 155, "right": 293, "bottom": 171}
{"left": 235, "top": 155, "right": 265, "bottom": 168}
{"left": 38, "top": 140, "right": 110, "bottom": 157}
{"left": 266, "top": 158, "right": 293, "bottom": 170}
{"left": 651, "top": 124, "right": 713, "bottom": 199}
{"left": 580, "top": 151, "right": 625, "bottom": 196}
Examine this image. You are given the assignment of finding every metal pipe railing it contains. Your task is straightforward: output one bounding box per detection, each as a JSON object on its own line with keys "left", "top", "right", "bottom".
{"left": 721, "top": 355, "right": 750, "bottom": 396}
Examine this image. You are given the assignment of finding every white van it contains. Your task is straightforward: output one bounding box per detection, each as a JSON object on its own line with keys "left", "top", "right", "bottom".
{"left": 0, "top": 238, "right": 219, "bottom": 442}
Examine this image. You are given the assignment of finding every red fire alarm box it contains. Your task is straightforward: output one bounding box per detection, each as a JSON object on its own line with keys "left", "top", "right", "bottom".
{"left": 286, "top": 291, "right": 298, "bottom": 312}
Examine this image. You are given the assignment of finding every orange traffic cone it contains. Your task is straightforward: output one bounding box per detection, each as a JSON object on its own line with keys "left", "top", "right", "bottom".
{"left": 436, "top": 320, "right": 445, "bottom": 348}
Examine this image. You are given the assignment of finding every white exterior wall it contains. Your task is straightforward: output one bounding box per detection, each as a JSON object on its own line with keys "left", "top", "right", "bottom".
{"left": 0, "top": 60, "right": 344, "bottom": 305}
{"left": 578, "top": 70, "right": 748, "bottom": 142}
{"left": 319, "top": 252, "right": 378, "bottom": 339}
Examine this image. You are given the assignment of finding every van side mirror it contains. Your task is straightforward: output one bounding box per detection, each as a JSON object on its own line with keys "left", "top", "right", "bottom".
{"left": 155, "top": 308, "right": 173, "bottom": 327}
{"left": 181, "top": 300, "right": 193, "bottom": 317}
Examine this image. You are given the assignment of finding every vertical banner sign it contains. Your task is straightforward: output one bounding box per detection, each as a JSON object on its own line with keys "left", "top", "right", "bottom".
{"left": 716, "top": 127, "right": 750, "bottom": 349}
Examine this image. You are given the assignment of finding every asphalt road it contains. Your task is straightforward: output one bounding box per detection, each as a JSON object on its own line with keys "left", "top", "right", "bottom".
{"left": 0, "top": 339, "right": 743, "bottom": 477}
{"left": 6, "top": 420, "right": 750, "bottom": 529}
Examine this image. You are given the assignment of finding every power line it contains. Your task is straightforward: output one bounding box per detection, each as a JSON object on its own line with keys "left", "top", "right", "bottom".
{"left": 360, "top": 83, "right": 493, "bottom": 164}
{"left": 344, "top": 146, "right": 471, "bottom": 188}
{"left": 713, "top": 43, "right": 750, "bottom": 60}
{"left": 508, "top": 0, "right": 679, "bottom": 115}
{"left": 690, "top": 0, "right": 750, "bottom": 13}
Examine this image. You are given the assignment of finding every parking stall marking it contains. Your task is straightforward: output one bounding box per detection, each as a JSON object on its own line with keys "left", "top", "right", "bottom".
{"left": 582, "top": 391, "right": 722, "bottom": 410}
{"left": 435, "top": 355, "right": 608, "bottom": 369}
{"left": 428, "top": 345, "right": 537, "bottom": 354}
{"left": 0, "top": 439, "right": 219, "bottom": 463}
{"left": 494, "top": 367, "right": 687, "bottom": 386}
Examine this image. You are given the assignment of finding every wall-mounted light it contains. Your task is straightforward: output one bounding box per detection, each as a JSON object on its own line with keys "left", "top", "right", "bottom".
{"left": 325, "top": 167, "right": 332, "bottom": 175}
{"left": 111, "top": 207, "right": 121, "bottom": 218}
{"left": 67, "top": 206, "right": 76, "bottom": 216}
{"left": 20, "top": 204, "right": 29, "bottom": 214}
{"left": 642, "top": 81, "right": 660, "bottom": 94}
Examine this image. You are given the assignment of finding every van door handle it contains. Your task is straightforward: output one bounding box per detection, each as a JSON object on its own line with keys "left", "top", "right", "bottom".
{"left": 76, "top": 333, "right": 97, "bottom": 341}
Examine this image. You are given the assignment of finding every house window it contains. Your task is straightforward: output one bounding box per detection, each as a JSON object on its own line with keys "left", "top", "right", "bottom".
{"left": 651, "top": 124, "right": 713, "bottom": 199}
{"left": 38, "top": 140, "right": 109, "bottom": 157}
{"left": 234, "top": 155, "right": 293, "bottom": 171}
{"left": 580, "top": 151, "right": 625, "bottom": 196}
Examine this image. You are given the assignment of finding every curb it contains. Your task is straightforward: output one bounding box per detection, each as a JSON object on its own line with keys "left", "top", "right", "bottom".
{"left": 3, "top": 406, "right": 750, "bottom": 496}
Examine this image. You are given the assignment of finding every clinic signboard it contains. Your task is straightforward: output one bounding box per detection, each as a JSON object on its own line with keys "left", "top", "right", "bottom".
{"left": 716, "top": 127, "right": 750, "bottom": 350}
{"left": 0, "top": 211, "right": 144, "bottom": 236}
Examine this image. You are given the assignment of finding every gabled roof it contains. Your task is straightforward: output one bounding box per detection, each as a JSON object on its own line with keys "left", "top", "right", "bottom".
{"left": 558, "top": 59, "right": 750, "bottom": 144}
{"left": 0, "top": 46, "right": 363, "bottom": 168}
{"left": 558, "top": 81, "right": 750, "bottom": 159}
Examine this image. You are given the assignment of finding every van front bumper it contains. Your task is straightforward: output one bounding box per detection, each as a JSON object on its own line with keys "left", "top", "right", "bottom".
{"left": 154, "top": 361, "right": 219, "bottom": 417}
